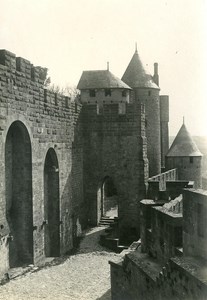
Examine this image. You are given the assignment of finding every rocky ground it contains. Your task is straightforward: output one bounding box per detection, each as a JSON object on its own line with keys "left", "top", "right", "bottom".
{"left": 0, "top": 227, "right": 121, "bottom": 300}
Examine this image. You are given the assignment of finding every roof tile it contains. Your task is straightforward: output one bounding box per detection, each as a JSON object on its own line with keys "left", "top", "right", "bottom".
{"left": 77, "top": 70, "right": 131, "bottom": 90}
{"left": 122, "top": 50, "right": 159, "bottom": 89}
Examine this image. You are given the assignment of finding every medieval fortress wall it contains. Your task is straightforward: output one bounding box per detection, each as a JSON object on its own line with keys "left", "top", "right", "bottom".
{"left": 0, "top": 50, "right": 85, "bottom": 274}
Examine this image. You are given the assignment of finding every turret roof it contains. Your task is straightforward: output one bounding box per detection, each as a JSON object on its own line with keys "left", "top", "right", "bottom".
{"left": 166, "top": 123, "right": 202, "bottom": 157}
{"left": 122, "top": 50, "right": 159, "bottom": 89}
{"left": 77, "top": 70, "right": 131, "bottom": 90}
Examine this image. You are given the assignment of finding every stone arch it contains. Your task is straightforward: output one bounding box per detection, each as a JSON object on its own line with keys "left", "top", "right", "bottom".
{"left": 98, "top": 176, "right": 118, "bottom": 221}
{"left": 5, "top": 120, "right": 33, "bottom": 267}
{"left": 44, "top": 148, "right": 60, "bottom": 257}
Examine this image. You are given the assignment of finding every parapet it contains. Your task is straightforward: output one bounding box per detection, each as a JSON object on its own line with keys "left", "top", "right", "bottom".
{"left": 0, "top": 49, "right": 81, "bottom": 113}
{"left": 0, "top": 49, "right": 47, "bottom": 83}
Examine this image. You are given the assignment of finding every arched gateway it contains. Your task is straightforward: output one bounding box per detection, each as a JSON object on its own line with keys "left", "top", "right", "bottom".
{"left": 98, "top": 176, "right": 118, "bottom": 222}
{"left": 44, "top": 148, "right": 60, "bottom": 257}
{"left": 5, "top": 121, "right": 33, "bottom": 267}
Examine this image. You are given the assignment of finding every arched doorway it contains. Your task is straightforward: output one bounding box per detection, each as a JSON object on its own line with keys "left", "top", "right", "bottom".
{"left": 5, "top": 121, "right": 33, "bottom": 267}
{"left": 101, "top": 177, "right": 118, "bottom": 218}
{"left": 44, "top": 148, "right": 60, "bottom": 257}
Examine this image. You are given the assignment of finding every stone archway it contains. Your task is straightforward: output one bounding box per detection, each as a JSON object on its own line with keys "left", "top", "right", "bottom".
{"left": 5, "top": 121, "right": 33, "bottom": 267}
{"left": 44, "top": 148, "right": 60, "bottom": 257}
{"left": 101, "top": 176, "right": 118, "bottom": 218}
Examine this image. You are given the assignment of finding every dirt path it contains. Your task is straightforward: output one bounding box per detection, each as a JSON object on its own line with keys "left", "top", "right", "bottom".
{"left": 0, "top": 227, "right": 120, "bottom": 300}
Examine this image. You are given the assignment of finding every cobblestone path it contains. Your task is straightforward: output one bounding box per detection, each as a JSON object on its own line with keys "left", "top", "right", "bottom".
{"left": 0, "top": 227, "right": 120, "bottom": 300}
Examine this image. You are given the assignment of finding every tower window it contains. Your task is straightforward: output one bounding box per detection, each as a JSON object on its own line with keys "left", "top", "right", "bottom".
{"left": 122, "top": 90, "right": 127, "bottom": 97}
{"left": 190, "top": 157, "right": 194, "bottom": 164}
{"left": 89, "top": 89, "right": 96, "bottom": 97}
{"left": 105, "top": 89, "right": 111, "bottom": 97}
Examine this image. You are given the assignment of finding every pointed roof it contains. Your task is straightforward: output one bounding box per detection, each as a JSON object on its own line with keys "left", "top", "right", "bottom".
{"left": 77, "top": 70, "right": 131, "bottom": 90}
{"left": 122, "top": 50, "right": 159, "bottom": 89}
{"left": 166, "top": 123, "right": 202, "bottom": 157}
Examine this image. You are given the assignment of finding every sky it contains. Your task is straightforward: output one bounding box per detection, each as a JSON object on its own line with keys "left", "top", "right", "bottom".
{"left": 1, "top": 0, "right": 207, "bottom": 136}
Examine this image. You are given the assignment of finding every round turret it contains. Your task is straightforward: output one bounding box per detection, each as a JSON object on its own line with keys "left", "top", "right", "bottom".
{"left": 166, "top": 122, "right": 203, "bottom": 188}
{"left": 122, "top": 49, "right": 161, "bottom": 176}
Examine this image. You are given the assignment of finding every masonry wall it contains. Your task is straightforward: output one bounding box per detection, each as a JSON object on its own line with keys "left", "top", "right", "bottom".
{"left": 134, "top": 88, "right": 161, "bottom": 177}
{"left": 110, "top": 251, "right": 207, "bottom": 300}
{"left": 183, "top": 189, "right": 207, "bottom": 260}
{"left": 80, "top": 89, "right": 130, "bottom": 104}
{"left": 82, "top": 102, "right": 148, "bottom": 243}
{"left": 166, "top": 156, "right": 202, "bottom": 188}
{"left": 0, "top": 50, "right": 85, "bottom": 277}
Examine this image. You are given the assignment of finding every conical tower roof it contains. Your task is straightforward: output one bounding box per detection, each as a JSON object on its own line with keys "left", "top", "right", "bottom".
{"left": 122, "top": 49, "right": 159, "bottom": 89}
{"left": 166, "top": 123, "right": 202, "bottom": 157}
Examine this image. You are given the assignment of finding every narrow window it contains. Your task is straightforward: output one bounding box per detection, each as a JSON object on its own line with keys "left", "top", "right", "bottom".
{"left": 122, "top": 90, "right": 127, "bottom": 97}
{"left": 105, "top": 89, "right": 111, "bottom": 97}
{"left": 89, "top": 89, "right": 96, "bottom": 97}
{"left": 148, "top": 90, "right": 151, "bottom": 96}
{"left": 190, "top": 157, "right": 194, "bottom": 164}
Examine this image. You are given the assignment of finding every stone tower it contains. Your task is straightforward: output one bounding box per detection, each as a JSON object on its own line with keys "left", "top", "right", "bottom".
{"left": 122, "top": 48, "right": 161, "bottom": 176}
{"left": 166, "top": 122, "right": 203, "bottom": 188}
{"left": 77, "top": 68, "right": 148, "bottom": 241}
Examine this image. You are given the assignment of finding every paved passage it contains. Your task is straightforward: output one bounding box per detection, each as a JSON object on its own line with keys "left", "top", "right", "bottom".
{"left": 0, "top": 227, "right": 120, "bottom": 300}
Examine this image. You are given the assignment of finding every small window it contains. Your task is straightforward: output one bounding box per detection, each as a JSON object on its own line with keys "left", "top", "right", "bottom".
{"left": 122, "top": 90, "right": 127, "bottom": 97}
{"left": 190, "top": 157, "right": 194, "bottom": 164}
{"left": 89, "top": 89, "right": 96, "bottom": 97}
{"left": 148, "top": 90, "right": 151, "bottom": 96}
{"left": 105, "top": 89, "right": 111, "bottom": 97}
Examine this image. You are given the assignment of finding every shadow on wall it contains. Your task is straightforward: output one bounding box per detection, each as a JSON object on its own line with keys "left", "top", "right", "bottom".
{"left": 96, "top": 289, "right": 111, "bottom": 300}
{"left": 59, "top": 108, "right": 88, "bottom": 253}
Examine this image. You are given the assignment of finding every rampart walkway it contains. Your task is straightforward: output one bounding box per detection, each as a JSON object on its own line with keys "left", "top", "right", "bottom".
{"left": 0, "top": 227, "right": 120, "bottom": 300}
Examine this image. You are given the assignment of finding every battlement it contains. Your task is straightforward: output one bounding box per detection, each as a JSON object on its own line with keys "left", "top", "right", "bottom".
{"left": 0, "top": 49, "right": 80, "bottom": 112}
{"left": 0, "top": 49, "right": 47, "bottom": 83}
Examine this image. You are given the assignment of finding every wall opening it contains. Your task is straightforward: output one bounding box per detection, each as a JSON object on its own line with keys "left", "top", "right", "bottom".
{"left": 44, "top": 148, "right": 60, "bottom": 257}
{"left": 5, "top": 121, "right": 33, "bottom": 267}
{"left": 101, "top": 177, "right": 118, "bottom": 218}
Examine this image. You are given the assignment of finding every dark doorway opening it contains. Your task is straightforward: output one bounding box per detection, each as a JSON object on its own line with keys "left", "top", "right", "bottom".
{"left": 5, "top": 121, "right": 33, "bottom": 267}
{"left": 102, "top": 177, "right": 118, "bottom": 218}
{"left": 44, "top": 148, "right": 60, "bottom": 257}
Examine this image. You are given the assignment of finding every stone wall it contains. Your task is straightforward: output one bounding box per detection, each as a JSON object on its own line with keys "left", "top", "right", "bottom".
{"left": 134, "top": 88, "right": 161, "bottom": 177}
{"left": 183, "top": 189, "right": 207, "bottom": 260}
{"left": 110, "top": 188, "right": 207, "bottom": 300}
{"left": 82, "top": 101, "right": 148, "bottom": 243}
{"left": 0, "top": 50, "right": 85, "bottom": 276}
{"left": 110, "top": 252, "right": 207, "bottom": 300}
{"left": 80, "top": 89, "right": 130, "bottom": 104}
{"left": 166, "top": 156, "right": 202, "bottom": 188}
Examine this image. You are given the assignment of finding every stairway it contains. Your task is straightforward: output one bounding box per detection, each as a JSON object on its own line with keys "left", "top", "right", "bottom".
{"left": 99, "top": 216, "right": 128, "bottom": 253}
{"left": 99, "top": 216, "right": 117, "bottom": 226}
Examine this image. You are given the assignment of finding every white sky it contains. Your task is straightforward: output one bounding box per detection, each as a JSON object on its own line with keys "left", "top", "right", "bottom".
{"left": 1, "top": 0, "right": 207, "bottom": 136}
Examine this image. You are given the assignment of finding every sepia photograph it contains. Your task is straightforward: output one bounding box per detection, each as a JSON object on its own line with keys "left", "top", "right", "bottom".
{"left": 0, "top": 0, "right": 206, "bottom": 299}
